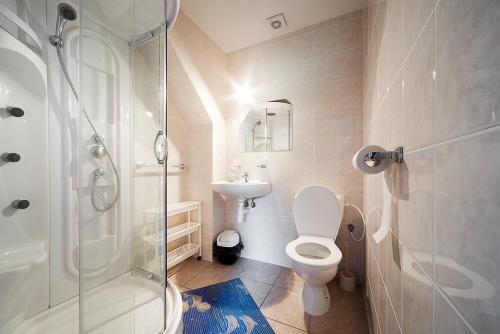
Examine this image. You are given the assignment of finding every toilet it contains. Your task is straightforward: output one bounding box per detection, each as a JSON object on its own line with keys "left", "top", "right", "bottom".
{"left": 285, "top": 186, "right": 344, "bottom": 316}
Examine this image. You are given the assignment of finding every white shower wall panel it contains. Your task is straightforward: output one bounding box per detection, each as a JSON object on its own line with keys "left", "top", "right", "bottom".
{"left": 0, "top": 28, "right": 49, "bottom": 329}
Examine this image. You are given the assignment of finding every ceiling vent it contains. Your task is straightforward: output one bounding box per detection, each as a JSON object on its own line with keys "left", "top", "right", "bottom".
{"left": 266, "top": 13, "right": 287, "bottom": 30}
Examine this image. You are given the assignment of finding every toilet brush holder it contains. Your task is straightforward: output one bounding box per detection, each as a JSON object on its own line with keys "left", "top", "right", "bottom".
{"left": 339, "top": 270, "right": 356, "bottom": 292}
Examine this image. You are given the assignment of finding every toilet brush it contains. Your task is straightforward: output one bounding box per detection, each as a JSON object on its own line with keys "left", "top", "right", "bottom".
{"left": 339, "top": 241, "right": 356, "bottom": 292}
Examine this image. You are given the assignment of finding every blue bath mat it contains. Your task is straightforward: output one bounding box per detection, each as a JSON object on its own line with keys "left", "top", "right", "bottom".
{"left": 181, "top": 278, "right": 274, "bottom": 334}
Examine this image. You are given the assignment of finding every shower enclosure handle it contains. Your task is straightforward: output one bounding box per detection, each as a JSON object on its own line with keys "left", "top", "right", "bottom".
{"left": 154, "top": 130, "right": 167, "bottom": 164}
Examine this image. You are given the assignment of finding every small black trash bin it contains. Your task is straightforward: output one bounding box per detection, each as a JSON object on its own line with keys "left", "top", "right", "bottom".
{"left": 213, "top": 230, "right": 243, "bottom": 265}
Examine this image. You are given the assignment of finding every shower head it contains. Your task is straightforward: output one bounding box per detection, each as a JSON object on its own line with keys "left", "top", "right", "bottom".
{"left": 49, "top": 3, "right": 77, "bottom": 47}
{"left": 58, "top": 3, "right": 77, "bottom": 21}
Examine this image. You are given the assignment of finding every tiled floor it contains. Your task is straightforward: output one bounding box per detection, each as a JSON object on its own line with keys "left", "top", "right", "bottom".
{"left": 168, "top": 257, "right": 369, "bottom": 334}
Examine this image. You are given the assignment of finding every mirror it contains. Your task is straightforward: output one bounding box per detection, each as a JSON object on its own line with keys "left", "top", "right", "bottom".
{"left": 239, "top": 100, "right": 293, "bottom": 152}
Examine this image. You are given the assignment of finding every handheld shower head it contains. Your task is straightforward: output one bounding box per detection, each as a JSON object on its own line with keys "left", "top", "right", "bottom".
{"left": 50, "top": 3, "right": 77, "bottom": 47}
{"left": 58, "top": 3, "right": 77, "bottom": 21}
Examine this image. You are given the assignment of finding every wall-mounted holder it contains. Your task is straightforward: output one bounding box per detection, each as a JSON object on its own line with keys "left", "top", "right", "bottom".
{"left": 365, "top": 146, "right": 404, "bottom": 165}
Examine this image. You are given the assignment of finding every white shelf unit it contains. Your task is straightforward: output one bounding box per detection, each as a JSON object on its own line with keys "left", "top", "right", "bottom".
{"left": 166, "top": 201, "right": 202, "bottom": 270}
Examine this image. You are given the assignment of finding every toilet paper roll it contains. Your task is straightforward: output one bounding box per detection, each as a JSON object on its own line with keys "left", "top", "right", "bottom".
{"left": 372, "top": 179, "right": 391, "bottom": 243}
{"left": 352, "top": 145, "right": 390, "bottom": 174}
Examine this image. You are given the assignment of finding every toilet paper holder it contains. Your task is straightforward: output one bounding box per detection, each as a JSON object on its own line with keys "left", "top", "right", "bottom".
{"left": 365, "top": 146, "right": 404, "bottom": 165}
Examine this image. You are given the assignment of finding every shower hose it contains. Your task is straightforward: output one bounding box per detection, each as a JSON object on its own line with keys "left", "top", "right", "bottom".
{"left": 56, "top": 46, "right": 120, "bottom": 212}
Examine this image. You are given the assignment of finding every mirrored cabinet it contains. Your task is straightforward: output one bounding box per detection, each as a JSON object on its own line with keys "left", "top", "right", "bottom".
{"left": 239, "top": 100, "right": 293, "bottom": 152}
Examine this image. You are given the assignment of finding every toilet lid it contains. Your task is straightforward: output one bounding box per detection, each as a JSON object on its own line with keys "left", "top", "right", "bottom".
{"left": 293, "top": 186, "right": 342, "bottom": 239}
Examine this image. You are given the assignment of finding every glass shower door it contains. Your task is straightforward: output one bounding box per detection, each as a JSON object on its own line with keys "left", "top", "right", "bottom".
{"left": 131, "top": 23, "right": 167, "bottom": 334}
{"left": 78, "top": 1, "right": 166, "bottom": 333}
{"left": 132, "top": 28, "right": 166, "bottom": 279}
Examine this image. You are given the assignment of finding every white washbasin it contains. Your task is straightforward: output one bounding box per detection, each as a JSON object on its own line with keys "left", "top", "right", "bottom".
{"left": 211, "top": 180, "right": 271, "bottom": 199}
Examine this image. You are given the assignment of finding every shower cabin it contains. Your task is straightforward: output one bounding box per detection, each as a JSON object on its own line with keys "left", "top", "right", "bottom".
{"left": 0, "top": 0, "right": 179, "bottom": 333}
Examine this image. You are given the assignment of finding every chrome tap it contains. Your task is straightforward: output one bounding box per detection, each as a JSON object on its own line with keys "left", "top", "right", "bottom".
{"left": 242, "top": 171, "right": 249, "bottom": 182}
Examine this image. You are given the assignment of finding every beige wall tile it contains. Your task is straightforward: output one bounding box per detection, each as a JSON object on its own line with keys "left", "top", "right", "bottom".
{"left": 434, "top": 128, "right": 500, "bottom": 332}
{"left": 313, "top": 19, "right": 340, "bottom": 57}
{"left": 386, "top": 301, "right": 402, "bottom": 334}
{"left": 339, "top": 17, "right": 364, "bottom": 50}
{"left": 386, "top": 232, "right": 402, "bottom": 326}
{"left": 434, "top": 287, "right": 473, "bottom": 334}
{"left": 313, "top": 165, "right": 341, "bottom": 194}
{"left": 435, "top": 0, "right": 500, "bottom": 141}
{"left": 386, "top": 0, "right": 403, "bottom": 85}
{"left": 402, "top": 0, "right": 434, "bottom": 57}
{"left": 397, "top": 149, "right": 434, "bottom": 278}
{"left": 402, "top": 16, "right": 435, "bottom": 150}
{"left": 168, "top": 12, "right": 229, "bottom": 262}
{"left": 401, "top": 247, "right": 433, "bottom": 333}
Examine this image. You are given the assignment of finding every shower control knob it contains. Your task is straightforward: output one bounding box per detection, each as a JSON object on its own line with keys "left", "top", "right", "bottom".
{"left": 12, "top": 200, "right": 30, "bottom": 210}
{"left": 7, "top": 107, "right": 25, "bottom": 117}
{"left": 1, "top": 153, "right": 21, "bottom": 162}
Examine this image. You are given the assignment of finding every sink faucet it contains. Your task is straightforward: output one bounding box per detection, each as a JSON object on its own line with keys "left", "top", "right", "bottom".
{"left": 242, "top": 171, "right": 249, "bottom": 182}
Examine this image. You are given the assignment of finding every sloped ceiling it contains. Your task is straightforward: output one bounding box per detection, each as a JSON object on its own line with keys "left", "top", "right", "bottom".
{"left": 181, "top": 0, "right": 366, "bottom": 53}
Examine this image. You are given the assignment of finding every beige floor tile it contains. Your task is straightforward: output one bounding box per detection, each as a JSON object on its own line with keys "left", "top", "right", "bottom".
{"left": 261, "top": 286, "right": 311, "bottom": 331}
{"left": 168, "top": 262, "right": 208, "bottom": 286}
{"left": 309, "top": 281, "right": 368, "bottom": 334}
{"left": 240, "top": 260, "right": 282, "bottom": 285}
{"left": 274, "top": 268, "right": 304, "bottom": 293}
{"left": 239, "top": 277, "right": 273, "bottom": 307}
{"left": 309, "top": 307, "right": 369, "bottom": 334}
{"left": 184, "top": 269, "right": 238, "bottom": 290}
{"left": 171, "top": 258, "right": 368, "bottom": 333}
{"left": 175, "top": 285, "right": 189, "bottom": 293}
{"left": 328, "top": 280, "right": 367, "bottom": 322}
{"left": 209, "top": 257, "right": 253, "bottom": 274}
{"left": 183, "top": 257, "right": 212, "bottom": 268}
{"left": 267, "top": 318, "right": 308, "bottom": 334}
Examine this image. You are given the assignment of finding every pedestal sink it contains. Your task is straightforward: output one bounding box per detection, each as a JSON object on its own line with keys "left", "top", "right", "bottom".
{"left": 211, "top": 181, "right": 271, "bottom": 199}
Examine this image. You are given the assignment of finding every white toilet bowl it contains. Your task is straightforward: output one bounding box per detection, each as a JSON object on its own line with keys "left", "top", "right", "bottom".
{"left": 285, "top": 186, "right": 344, "bottom": 316}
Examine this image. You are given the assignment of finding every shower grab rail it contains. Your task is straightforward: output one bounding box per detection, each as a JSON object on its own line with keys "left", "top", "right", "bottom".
{"left": 135, "top": 161, "right": 186, "bottom": 170}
